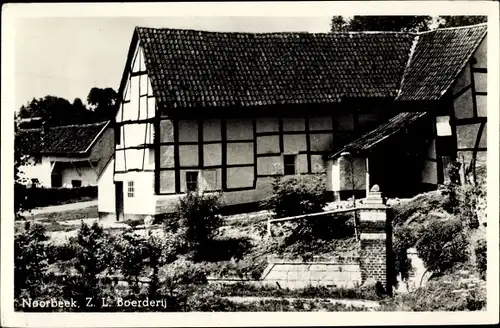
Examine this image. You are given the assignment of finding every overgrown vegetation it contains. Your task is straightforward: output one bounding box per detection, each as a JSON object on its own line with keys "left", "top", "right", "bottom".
{"left": 259, "top": 173, "right": 356, "bottom": 259}
{"left": 261, "top": 173, "right": 327, "bottom": 218}
{"left": 14, "top": 161, "right": 488, "bottom": 312}
{"left": 391, "top": 160, "right": 487, "bottom": 304}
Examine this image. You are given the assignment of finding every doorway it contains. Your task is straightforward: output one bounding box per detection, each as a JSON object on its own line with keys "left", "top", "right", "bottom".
{"left": 115, "top": 181, "right": 124, "bottom": 221}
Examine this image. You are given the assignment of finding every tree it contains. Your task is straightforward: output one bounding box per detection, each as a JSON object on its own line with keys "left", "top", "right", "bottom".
{"left": 330, "top": 16, "right": 348, "bottom": 32}
{"left": 331, "top": 16, "right": 432, "bottom": 32}
{"left": 87, "top": 87, "right": 118, "bottom": 120}
{"left": 18, "top": 95, "right": 98, "bottom": 127}
{"left": 438, "top": 16, "right": 487, "bottom": 28}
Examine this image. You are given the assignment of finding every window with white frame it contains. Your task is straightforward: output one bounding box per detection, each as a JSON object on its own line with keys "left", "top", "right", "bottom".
{"left": 127, "top": 181, "right": 135, "bottom": 198}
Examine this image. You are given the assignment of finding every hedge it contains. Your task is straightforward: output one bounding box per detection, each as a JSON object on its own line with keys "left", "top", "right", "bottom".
{"left": 20, "top": 185, "right": 97, "bottom": 208}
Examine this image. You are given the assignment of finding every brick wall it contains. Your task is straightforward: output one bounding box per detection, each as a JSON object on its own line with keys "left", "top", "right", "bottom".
{"left": 358, "top": 186, "right": 392, "bottom": 294}
{"left": 359, "top": 239, "right": 387, "bottom": 285}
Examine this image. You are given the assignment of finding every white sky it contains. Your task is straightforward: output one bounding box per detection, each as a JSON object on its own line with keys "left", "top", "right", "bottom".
{"left": 14, "top": 17, "right": 332, "bottom": 110}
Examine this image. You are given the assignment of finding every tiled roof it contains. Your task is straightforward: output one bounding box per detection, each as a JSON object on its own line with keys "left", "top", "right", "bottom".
{"left": 397, "top": 23, "right": 487, "bottom": 101}
{"left": 136, "top": 28, "right": 415, "bottom": 109}
{"left": 15, "top": 121, "right": 109, "bottom": 156}
{"left": 132, "top": 24, "right": 486, "bottom": 110}
{"left": 328, "top": 112, "right": 428, "bottom": 158}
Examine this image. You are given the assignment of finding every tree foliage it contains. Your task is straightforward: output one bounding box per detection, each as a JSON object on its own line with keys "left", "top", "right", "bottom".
{"left": 438, "top": 16, "right": 487, "bottom": 28}
{"left": 17, "top": 87, "right": 118, "bottom": 128}
{"left": 331, "top": 15, "right": 486, "bottom": 33}
{"left": 331, "top": 16, "right": 432, "bottom": 32}
{"left": 87, "top": 87, "right": 119, "bottom": 121}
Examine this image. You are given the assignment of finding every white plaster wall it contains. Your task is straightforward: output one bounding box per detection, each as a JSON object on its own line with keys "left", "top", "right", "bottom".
{"left": 339, "top": 156, "right": 366, "bottom": 191}
{"left": 203, "top": 119, "right": 222, "bottom": 141}
{"left": 60, "top": 166, "right": 98, "bottom": 187}
{"left": 309, "top": 116, "right": 333, "bottom": 130}
{"left": 328, "top": 158, "right": 341, "bottom": 192}
{"left": 114, "top": 171, "right": 156, "bottom": 215}
{"left": 178, "top": 120, "right": 199, "bottom": 142}
{"left": 256, "top": 117, "right": 279, "bottom": 132}
{"left": 18, "top": 156, "right": 52, "bottom": 186}
{"left": 227, "top": 142, "right": 254, "bottom": 165}
{"left": 227, "top": 119, "right": 253, "bottom": 140}
{"left": 283, "top": 134, "right": 307, "bottom": 153}
{"left": 227, "top": 166, "right": 254, "bottom": 189}
{"left": 283, "top": 118, "right": 305, "bottom": 131}
{"left": 98, "top": 158, "right": 115, "bottom": 213}
{"left": 257, "top": 156, "right": 283, "bottom": 175}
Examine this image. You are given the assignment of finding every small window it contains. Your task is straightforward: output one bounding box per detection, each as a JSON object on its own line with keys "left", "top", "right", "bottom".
{"left": 127, "top": 181, "right": 135, "bottom": 198}
{"left": 284, "top": 154, "right": 296, "bottom": 175}
{"left": 71, "top": 180, "right": 82, "bottom": 188}
{"left": 436, "top": 116, "right": 452, "bottom": 136}
{"left": 186, "top": 171, "right": 199, "bottom": 192}
{"left": 34, "top": 156, "right": 42, "bottom": 164}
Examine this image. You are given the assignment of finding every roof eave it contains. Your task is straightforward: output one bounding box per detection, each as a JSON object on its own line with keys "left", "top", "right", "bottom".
{"left": 81, "top": 121, "right": 111, "bottom": 154}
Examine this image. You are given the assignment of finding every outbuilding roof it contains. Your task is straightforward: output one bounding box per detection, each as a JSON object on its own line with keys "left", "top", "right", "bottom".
{"left": 397, "top": 23, "right": 487, "bottom": 101}
{"left": 127, "top": 23, "right": 486, "bottom": 111}
{"left": 328, "top": 111, "right": 428, "bottom": 159}
{"left": 15, "top": 121, "right": 110, "bottom": 156}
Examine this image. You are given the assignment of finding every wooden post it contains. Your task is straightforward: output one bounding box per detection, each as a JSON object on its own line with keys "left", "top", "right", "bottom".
{"left": 365, "top": 157, "right": 370, "bottom": 198}
{"left": 267, "top": 217, "right": 272, "bottom": 238}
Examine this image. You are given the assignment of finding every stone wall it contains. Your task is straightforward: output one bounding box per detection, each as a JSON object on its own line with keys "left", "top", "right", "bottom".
{"left": 261, "top": 256, "right": 361, "bottom": 289}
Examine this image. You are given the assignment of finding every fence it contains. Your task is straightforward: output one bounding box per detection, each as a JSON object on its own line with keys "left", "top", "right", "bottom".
{"left": 266, "top": 207, "right": 359, "bottom": 238}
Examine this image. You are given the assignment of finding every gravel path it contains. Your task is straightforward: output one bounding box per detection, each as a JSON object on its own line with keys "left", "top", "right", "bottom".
{"left": 23, "top": 200, "right": 98, "bottom": 215}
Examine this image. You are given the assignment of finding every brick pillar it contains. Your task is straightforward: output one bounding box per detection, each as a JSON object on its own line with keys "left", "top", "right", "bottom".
{"left": 358, "top": 185, "right": 392, "bottom": 295}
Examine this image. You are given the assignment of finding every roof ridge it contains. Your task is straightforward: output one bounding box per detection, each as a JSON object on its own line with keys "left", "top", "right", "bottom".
{"left": 397, "top": 34, "right": 420, "bottom": 97}
{"left": 49, "top": 121, "right": 109, "bottom": 129}
{"left": 136, "top": 26, "right": 415, "bottom": 36}
{"left": 417, "top": 22, "right": 487, "bottom": 35}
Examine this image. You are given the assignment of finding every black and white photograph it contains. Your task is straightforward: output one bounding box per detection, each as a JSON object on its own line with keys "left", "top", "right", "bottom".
{"left": 1, "top": 1, "right": 499, "bottom": 326}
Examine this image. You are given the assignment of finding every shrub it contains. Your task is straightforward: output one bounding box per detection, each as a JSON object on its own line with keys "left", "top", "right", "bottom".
{"left": 62, "top": 221, "right": 115, "bottom": 310}
{"left": 416, "top": 218, "right": 468, "bottom": 274}
{"left": 261, "top": 173, "right": 327, "bottom": 218}
{"left": 157, "top": 258, "right": 208, "bottom": 311}
{"left": 46, "top": 241, "right": 78, "bottom": 264}
{"left": 168, "top": 192, "right": 224, "bottom": 259}
{"left": 185, "top": 287, "right": 240, "bottom": 311}
{"left": 112, "top": 232, "right": 152, "bottom": 293}
{"left": 392, "top": 224, "right": 418, "bottom": 286}
{"left": 474, "top": 238, "right": 487, "bottom": 280}
{"left": 20, "top": 186, "right": 97, "bottom": 208}
{"left": 14, "top": 222, "right": 49, "bottom": 300}
{"left": 391, "top": 190, "right": 449, "bottom": 226}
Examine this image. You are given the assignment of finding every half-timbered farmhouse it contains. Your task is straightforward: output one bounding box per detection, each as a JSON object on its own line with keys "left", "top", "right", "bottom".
{"left": 98, "top": 23, "right": 487, "bottom": 221}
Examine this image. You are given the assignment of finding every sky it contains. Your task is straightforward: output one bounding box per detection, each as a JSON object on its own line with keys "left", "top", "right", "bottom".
{"left": 14, "top": 16, "right": 332, "bottom": 110}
